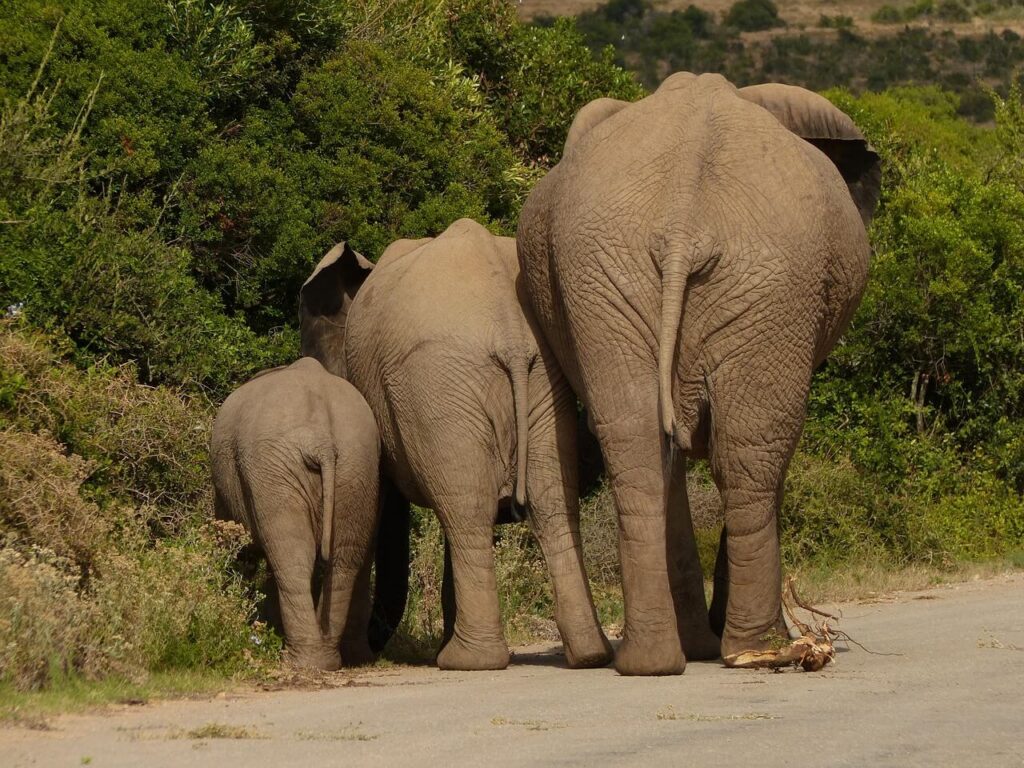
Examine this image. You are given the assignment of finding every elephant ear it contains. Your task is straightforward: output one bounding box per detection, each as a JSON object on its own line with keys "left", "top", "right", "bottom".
{"left": 564, "top": 97, "right": 631, "bottom": 156}
{"left": 738, "top": 83, "right": 881, "bottom": 227}
{"left": 299, "top": 242, "right": 373, "bottom": 378}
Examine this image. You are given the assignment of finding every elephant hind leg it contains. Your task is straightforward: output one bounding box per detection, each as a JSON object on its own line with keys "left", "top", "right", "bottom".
{"left": 708, "top": 525, "right": 729, "bottom": 638}
{"left": 319, "top": 471, "right": 379, "bottom": 667}
{"left": 665, "top": 454, "right": 721, "bottom": 661}
{"left": 706, "top": 359, "right": 807, "bottom": 663}
{"left": 434, "top": 508, "right": 510, "bottom": 671}
{"left": 251, "top": 486, "right": 337, "bottom": 670}
{"left": 525, "top": 382, "right": 611, "bottom": 669}
{"left": 590, "top": 392, "right": 686, "bottom": 676}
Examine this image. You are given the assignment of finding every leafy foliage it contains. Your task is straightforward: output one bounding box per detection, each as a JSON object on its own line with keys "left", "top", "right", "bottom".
{"left": 0, "top": 0, "right": 641, "bottom": 688}
{"left": 723, "top": 0, "right": 784, "bottom": 31}
{"left": 0, "top": 323, "right": 277, "bottom": 690}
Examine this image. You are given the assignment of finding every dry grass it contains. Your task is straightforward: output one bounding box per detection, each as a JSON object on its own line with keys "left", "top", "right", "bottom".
{"left": 0, "top": 321, "right": 213, "bottom": 528}
{"left": 656, "top": 706, "right": 779, "bottom": 721}
{"left": 0, "top": 430, "right": 113, "bottom": 569}
{"left": 490, "top": 716, "right": 567, "bottom": 730}
{"left": 0, "top": 323, "right": 275, "bottom": 692}
{"left": 785, "top": 558, "right": 1020, "bottom": 604}
{"left": 295, "top": 727, "right": 378, "bottom": 741}
{"left": 180, "top": 723, "right": 264, "bottom": 740}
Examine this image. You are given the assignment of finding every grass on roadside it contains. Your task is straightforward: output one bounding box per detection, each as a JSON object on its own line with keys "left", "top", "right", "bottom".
{"left": 0, "top": 669, "right": 243, "bottom": 727}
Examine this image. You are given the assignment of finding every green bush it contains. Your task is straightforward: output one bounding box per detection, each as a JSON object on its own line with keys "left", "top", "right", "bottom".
{"left": 871, "top": 4, "right": 905, "bottom": 22}
{"left": 0, "top": 546, "right": 93, "bottom": 691}
{"left": 724, "top": 0, "right": 785, "bottom": 31}
{"left": 0, "top": 323, "right": 278, "bottom": 691}
{"left": 818, "top": 14, "right": 855, "bottom": 28}
{"left": 0, "top": 39, "right": 289, "bottom": 397}
{"left": 938, "top": 0, "right": 973, "bottom": 19}
{"left": 0, "top": 322, "right": 211, "bottom": 524}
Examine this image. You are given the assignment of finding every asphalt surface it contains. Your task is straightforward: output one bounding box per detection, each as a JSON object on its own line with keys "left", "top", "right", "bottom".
{"left": 2, "top": 573, "right": 1022, "bottom": 767}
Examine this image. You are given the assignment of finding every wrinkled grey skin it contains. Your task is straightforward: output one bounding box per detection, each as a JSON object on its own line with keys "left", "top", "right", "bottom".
{"left": 300, "top": 220, "right": 612, "bottom": 671}
{"left": 517, "top": 73, "right": 880, "bottom": 675}
{"left": 211, "top": 357, "right": 381, "bottom": 670}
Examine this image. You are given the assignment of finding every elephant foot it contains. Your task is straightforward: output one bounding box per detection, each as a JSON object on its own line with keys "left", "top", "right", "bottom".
{"left": 720, "top": 618, "right": 790, "bottom": 668}
{"left": 679, "top": 624, "right": 723, "bottom": 661}
{"left": 563, "top": 629, "right": 614, "bottom": 669}
{"left": 614, "top": 632, "right": 685, "bottom": 676}
{"left": 436, "top": 632, "right": 510, "bottom": 671}
{"left": 285, "top": 643, "right": 341, "bottom": 672}
{"left": 340, "top": 638, "right": 377, "bottom": 667}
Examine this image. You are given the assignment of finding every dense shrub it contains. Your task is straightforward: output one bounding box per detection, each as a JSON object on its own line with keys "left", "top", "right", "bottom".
{"left": 723, "top": 0, "right": 785, "bottom": 31}
{"left": 0, "top": 323, "right": 211, "bottom": 523}
{"left": 0, "top": 323, "right": 278, "bottom": 691}
{"left": 818, "top": 14, "right": 855, "bottom": 28}
{"left": 0, "top": 431, "right": 112, "bottom": 571}
{"left": 0, "top": 44, "right": 288, "bottom": 396}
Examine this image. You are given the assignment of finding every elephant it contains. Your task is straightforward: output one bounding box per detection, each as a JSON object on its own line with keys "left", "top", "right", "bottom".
{"left": 299, "top": 219, "right": 613, "bottom": 671}
{"left": 211, "top": 357, "right": 381, "bottom": 670}
{"left": 516, "top": 72, "right": 881, "bottom": 675}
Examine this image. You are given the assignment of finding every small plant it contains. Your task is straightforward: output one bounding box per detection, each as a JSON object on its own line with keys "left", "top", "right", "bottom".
{"left": 937, "top": 0, "right": 972, "bottom": 19}
{"left": 872, "top": 4, "right": 907, "bottom": 22}
{"left": 724, "top": 0, "right": 785, "bottom": 31}
{"left": 182, "top": 723, "right": 263, "bottom": 740}
{"left": 818, "top": 14, "right": 855, "bottom": 28}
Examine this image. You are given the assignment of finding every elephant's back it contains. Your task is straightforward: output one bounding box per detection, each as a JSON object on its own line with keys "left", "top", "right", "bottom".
{"left": 347, "top": 220, "right": 530, "bottom": 364}
{"left": 560, "top": 74, "right": 856, "bottom": 233}
{"left": 213, "top": 360, "right": 358, "bottom": 448}
{"left": 318, "top": 370, "right": 380, "bottom": 471}
{"left": 548, "top": 74, "right": 867, "bottom": 313}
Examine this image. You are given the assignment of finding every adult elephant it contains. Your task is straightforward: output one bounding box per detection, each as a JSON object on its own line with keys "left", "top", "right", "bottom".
{"left": 517, "top": 73, "right": 880, "bottom": 675}
{"left": 299, "top": 219, "right": 612, "bottom": 671}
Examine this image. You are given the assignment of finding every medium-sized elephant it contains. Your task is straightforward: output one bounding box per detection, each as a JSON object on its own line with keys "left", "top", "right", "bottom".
{"left": 211, "top": 357, "right": 381, "bottom": 670}
{"left": 518, "top": 73, "right": 880, "bottom": 675}
{"left": 300, "top": 219, "right": 612, "bottom": 671}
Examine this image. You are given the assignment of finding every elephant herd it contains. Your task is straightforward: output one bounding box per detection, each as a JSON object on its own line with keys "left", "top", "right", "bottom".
{"left": 211, "top": 72, "right": 880, "bottom": 676}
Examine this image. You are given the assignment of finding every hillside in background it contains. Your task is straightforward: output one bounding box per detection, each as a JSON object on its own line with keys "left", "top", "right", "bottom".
{"left": 526, "top": 0, "right": 1024, "bottom": 117}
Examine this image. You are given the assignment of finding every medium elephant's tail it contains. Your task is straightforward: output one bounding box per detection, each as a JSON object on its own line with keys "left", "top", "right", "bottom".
{"left": 658, "top": 250, "right": 692, "bottom": 442}
{"left": 508, "top": 357, "right": 531, "bottom": 509}
{"left": 317, "top": 448, "right": 337, "bottom": 562}
{"left": 368, "top": 484, "right": 411, "bottom": 654}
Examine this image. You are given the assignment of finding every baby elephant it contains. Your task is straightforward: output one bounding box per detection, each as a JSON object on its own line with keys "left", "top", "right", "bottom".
{"left": 211, "top": 357, "right": 380, "bottom": 670}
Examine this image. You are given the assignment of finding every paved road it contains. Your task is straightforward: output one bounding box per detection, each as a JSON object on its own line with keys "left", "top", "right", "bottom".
{"left": 3, "top": 573, "right": 1023, "bottom": 767}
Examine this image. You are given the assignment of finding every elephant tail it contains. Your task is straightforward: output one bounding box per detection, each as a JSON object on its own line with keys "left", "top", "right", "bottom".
{"left": 508, "top": 356, "right": 531, "bottom": 510}
{"left": 658, "top": 250, "right": 691, "bottom": 442}
{"left": 318, "top": 448, "right": 337, "bottom": 562}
